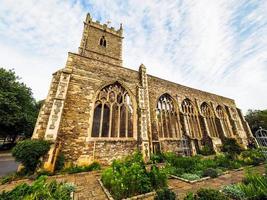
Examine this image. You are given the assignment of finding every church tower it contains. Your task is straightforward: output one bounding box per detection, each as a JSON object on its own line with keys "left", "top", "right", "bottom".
{"left": 78, "top": 13, "right": 123, "bottom": 66}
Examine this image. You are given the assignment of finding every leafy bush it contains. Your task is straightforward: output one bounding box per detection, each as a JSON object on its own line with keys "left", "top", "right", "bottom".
{"left": 149, "top": 165, "right": 167, "bottom": 189}
{"left": 239, "top": 148, "right": 266, "bottom": 166}
{"left": 101, "top": 152, "right": 167, "bottom": 200}
{"left": 221, "top": 138, "right": 243, "bottom": 159}
{"left": 180, "top": 173, "right": 200, "bottom": 181}
{"left": 154, "top": 188, "right": 176, "bottom": 200}
{"left": 12, "top": 139, "right": 51, "bottom": 173}
{"left": 164, "top": 154, "right": 200, "bottom": 174}
{"left": 150, "top": 153, "right": 165, "bottom": 164}
{"left": 185, "top": 188, "right": 229, "bottom": 200}
{"left": 0, "top": 175, "right": 75, "bottom": 200}
{"left": 63, "top": 161, "right": 101, "bottom": 174}
{"left": 199, "top": 145, "right": 215, "bottom": 156}
{"left": 202, "top": 168, "right": 218, "bottom": 178}
{"left": 222, "top": 185, "right": 246, "bottom": 200}
{"left": 55, "top": 153, "right": 65, "bottom": 171}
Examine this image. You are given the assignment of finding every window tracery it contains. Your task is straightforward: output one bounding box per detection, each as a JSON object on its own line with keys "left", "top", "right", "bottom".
{"left": 91, "top": 82, "right": 133, "bottom": 138}
{"left": 216, "top": 105, "right": 232, "bottom": 137}
{"left": 200, "top": 102, "right": 219, "bottom": 138}
{"left": 156, "top": 94, "right": 181, "bottom": 139}
{"left": 181, "top": 99, "right": 202, "bottom": 139}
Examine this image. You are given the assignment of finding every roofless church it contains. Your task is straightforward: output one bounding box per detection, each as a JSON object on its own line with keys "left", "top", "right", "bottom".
{"left": 32, "top": 13, "right": 253, "bottom": 171}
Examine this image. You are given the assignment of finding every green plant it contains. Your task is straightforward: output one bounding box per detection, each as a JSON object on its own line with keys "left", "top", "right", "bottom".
{"left": 101, "top": 152, "right": 168, "bottom": 200}
{"left": 194, "top": 188, "right": 229, "bottom": 200}
{"left": 221, "top": 138, "right": 243, "bottom": 159}
{"left": 180, "top": 173, "right": 200, "bottom": 181}
{"left": 55, "top": 153, "right": 65, "bottom": 171}
{"left": 199, "top": 145, "right": 215, "bottom": 156}
{"left": 184, "top": 192, "right": 194, "bottom": 200}
{"left": 12, "top": 139, "right": 51, "bottom": 173}
{"left": 0, "top": 175, "right": 75, "bottom": 200}
{"left": 149, "top": 165, "right": 167, "bottom": 189}
{"left": 154, "top": 188, "right": 176, "bottom": 200}
{"left": 202, "top": 168, "right": 218, "bottom": 178}
{"left": 63, "top": 161, "right": 101, "bottom": 174}
{"left": 222, "top": 185, "right": 246, "bottom": 200}
{"left": 239, "top": 148, "right": 266, "bottom": 166}
{"left": 150, "top": 153, "right": 165, "bottom": 164}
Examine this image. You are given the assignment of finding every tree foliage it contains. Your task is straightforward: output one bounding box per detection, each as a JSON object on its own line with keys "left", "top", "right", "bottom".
{"left": 12, "top": 139, "right": 51, "bottom": 173}
{"left": 0, "top": 68, "right": 40, "bottom": 140}
{"left": 245, "top": 109, "right": 267, "bottom": 133}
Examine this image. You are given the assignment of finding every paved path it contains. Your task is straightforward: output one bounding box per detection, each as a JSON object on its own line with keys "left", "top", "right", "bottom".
{"left": 0, "top": 153, "right": 19, "bottom": 177}
{"left": 0, "top": 165, "right": 265, "bottom": 200}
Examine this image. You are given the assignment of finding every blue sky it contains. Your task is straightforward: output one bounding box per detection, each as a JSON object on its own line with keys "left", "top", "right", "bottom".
{"left": 0, "top": 0, "right": 267, "bottom": 112}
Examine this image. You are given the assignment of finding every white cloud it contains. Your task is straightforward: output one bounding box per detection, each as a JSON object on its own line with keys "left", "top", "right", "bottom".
{"left": 0, "top": 0, "right": 267, "bottom": 112}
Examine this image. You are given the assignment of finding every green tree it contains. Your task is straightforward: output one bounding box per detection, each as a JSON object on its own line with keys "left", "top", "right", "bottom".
{"left": 245, "top": 109, "right": 267, "bottom": 133}
{"left": 0, "top": 68, "right": 39, "bottom": 142}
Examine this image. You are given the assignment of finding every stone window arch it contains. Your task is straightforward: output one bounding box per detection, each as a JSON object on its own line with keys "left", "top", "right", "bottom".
{"left": 91, "top": 82, "right": 134, "bottom": 138}
{"left": 181, "top": 98, "right": 202, "bottom": 139}
{"left": 230, "top": 107, "right": 242, "bottom": 130}
{"left": 200, "top": 102, "right": 219, "bottom": 138}
{"left": 156, "top": 94, "right": 181, "bottom": 139}
{"left": 99, "top": 36, "right": 107, "bottom": 47}
{"left": 216, "top": 105, "right": 232, "bottom": 137}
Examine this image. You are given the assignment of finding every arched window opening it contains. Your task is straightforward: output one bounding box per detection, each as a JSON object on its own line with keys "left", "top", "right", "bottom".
{"left": 91, "top": 82, "right": 134, "bottom": 138}
{"left": 216, "top": 105, "right": 232, "bottom": 137}
{"left": 200, "top": 102, "right": 219, "bottom": 138}
{"left": 181, "top": 99, "right": 202, "bottom": 139}
{"left": 100, "top": 36, "right": 107, "bottom": 47}
{"left": 231, "top": 108, "right": 242, "bottom": 130}
{"left": 156, "top": 94, "right": 180, "bottom": 139}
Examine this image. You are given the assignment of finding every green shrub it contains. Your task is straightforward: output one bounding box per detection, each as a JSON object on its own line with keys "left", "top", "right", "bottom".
{"left": 165, "top": 154, "right": 200, "bottom": 174}
{"left": 222, "top": 185, "right": 246, "bottom": 200}
{"left": 150, "top": 153, "right": 165, "bottom": 164}
{"left": 180, "top": 173, "right": 200, "bottom": 181}
{"left": 0, "top": 175, "right": 75, "bottom": 200}
{"left": 184, "top": 192, "right": 194, "bottom": 200}
{"left": 149, "top": 165, "right": 167, "bottom": 189}
{"left": 154, "top": 188, "right": 176, "bottom": 200}
{"left": 239, "top": 148, "right": 266, "bottom": 166}
{"left": 202, "top": 168, "right": 218, "bottom": 178}
{"left": 55, "top": 153, "right": 65, "bottom": 171}
{"left": 199, "top": 145, "right": 215, "bottom": 156}
{"left": 12, "top": 139, "right": 51, "bottom": 173}
{"left": 101, "top": 152, "right": 167, "bottom": 200}
{"left": 63, "top": 161, "right": 101, "bottom": 174}
{"left": 221, "top": 138, "right": 243, "bottom": 159}
{"left": 194, "top": 188, "right": 229, "bottom": 200}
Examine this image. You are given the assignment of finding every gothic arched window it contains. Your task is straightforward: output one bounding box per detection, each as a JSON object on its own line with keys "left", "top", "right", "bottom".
{"left": 181, "top": 99, "right": 202, "bottom": 139}
{"left": 91, "top": 82, "right": 134, "bottom": 138}
{"left": 216, "top": 105, "right": 232, "bottom": 137}
{"left": 156, "top": 94, "right": 181, "bottom": 139}
{"left": 100, "top": 36, "right": 107, "bottom": 47}
{"left": 200, "top": 102, "right": 219, "bottom": 138}
{"left": 230, "top": 107, "right": 242, "bottom": 130}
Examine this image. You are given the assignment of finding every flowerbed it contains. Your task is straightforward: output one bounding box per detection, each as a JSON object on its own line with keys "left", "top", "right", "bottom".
{"left": 0, "top": 175, "right": 75, "bottom": 200}
{"left": 162, "top": 147, "right": 266, "bottom": 182}
{"left": 101, "top": 152, "right": 169, "bottom": 200}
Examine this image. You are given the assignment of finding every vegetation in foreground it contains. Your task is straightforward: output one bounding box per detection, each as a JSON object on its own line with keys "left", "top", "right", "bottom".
{"left": 101, "top": 151, "right": 168, "bottom": 200}
{"left": 161, "top": 139, "right": 266, "bottom": 181}
{"left": 184, "top": 164, "right": 267, "bottom": 200}
{"left": 0, "top": 175, "right": 75, "bottom": 200}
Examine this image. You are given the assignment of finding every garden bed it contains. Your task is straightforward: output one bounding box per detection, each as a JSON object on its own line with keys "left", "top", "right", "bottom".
{"left": 169, "top": 165, "right": 255, "bottom": 183}
{"left": 98, "top": 179, "right": 156, "bottom": 200}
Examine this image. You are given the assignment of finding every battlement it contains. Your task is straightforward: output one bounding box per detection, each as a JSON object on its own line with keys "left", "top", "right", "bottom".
{"left": 84, "top": 13, "right": 123, "bottom": 38}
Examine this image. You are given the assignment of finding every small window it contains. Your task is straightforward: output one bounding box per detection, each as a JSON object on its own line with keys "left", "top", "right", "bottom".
{"left": 100, "top": 36, "right": 107, "bottom": 47}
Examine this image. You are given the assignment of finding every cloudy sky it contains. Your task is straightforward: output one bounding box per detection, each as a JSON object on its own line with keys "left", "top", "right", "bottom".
{"left": 0, "top": 0, "right": 267, "bottom": 113}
